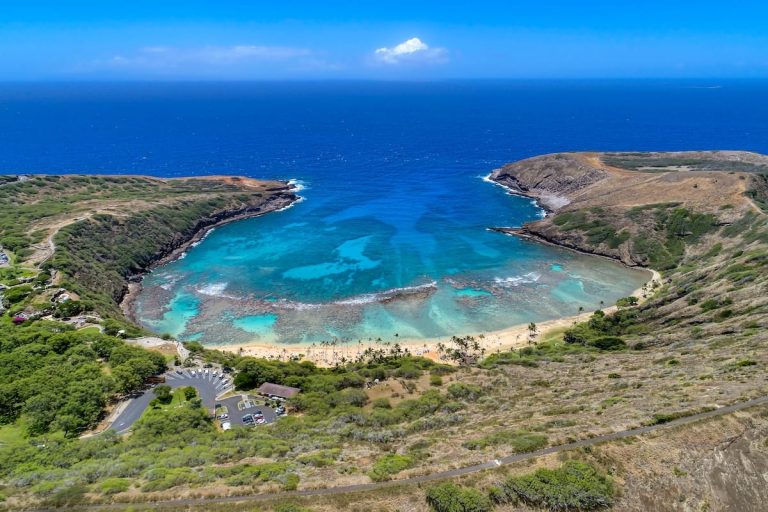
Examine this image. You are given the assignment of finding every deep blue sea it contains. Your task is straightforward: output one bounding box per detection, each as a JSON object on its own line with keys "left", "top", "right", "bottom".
{"left": 2, "top": 80, "right": 766, "bottom": 345}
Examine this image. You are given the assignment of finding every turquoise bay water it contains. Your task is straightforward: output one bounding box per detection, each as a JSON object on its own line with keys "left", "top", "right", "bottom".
{"left": 7, "top": 81, "right": 760, "bottom": 346}
{"left": 135, "top": 176, "right": 648, "bottom": 345}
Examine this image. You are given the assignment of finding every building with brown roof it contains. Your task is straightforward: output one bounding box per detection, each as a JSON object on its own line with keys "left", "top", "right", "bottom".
{"left": 256, "top": 382, "right": 300, "bottom": 399}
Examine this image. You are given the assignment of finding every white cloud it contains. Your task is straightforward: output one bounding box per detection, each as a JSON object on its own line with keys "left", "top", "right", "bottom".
{"left": 374, "top": 37, "right": 447, "bottom": 65}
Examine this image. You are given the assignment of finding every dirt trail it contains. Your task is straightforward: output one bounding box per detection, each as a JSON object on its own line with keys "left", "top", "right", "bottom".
{"left": 25, "top": 198, "right": 178, "bottom": 267}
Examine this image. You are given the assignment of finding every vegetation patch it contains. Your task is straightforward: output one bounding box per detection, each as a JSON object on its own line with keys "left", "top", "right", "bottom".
{"left": 0, "top": 319, "right": 165, "bottom": 436}
{"left": 490, "top": 460, "right": 614, "bottom": 511}
{"left": 463, "top": 430, "right": 548, "bottom": 452}
{"left": 426, "top": 482, "right": 493, "bottom": 512}
{"left": 368, "top": 453, "right": 414, "bottom": 481}
{"left": 646, "top": 406, "right": 716, "bottom": 426}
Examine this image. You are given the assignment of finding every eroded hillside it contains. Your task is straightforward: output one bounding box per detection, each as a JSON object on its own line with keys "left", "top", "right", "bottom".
{"left": 491, "top": 151, "right": 768, "bottom": 348}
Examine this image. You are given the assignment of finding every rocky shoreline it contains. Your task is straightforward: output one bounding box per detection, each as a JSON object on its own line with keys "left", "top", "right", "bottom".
{"left": 120, "top": 185, "right": 300, "bottom": 323}
{"left": 488, "top": 226, "right": 644, "bottom": 268}
{"left": 487, "top": 154, "right": 643, "bottom": 267}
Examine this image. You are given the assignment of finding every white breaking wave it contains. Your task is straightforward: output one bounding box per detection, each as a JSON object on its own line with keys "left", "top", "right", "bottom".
{"left": 269, "top": 281, "right": 439, "bottom": 311}
{"left": 480, "top": 172, "right": 496, "bottom": 185}
{"left": 493, "top": 272, "right": 541, "bottom": 288}
{"left": 191, "top": 227, "right": 216, "bottom": 248}
{"left": 272, "top": 179, "right": 309, "bottom": 213}
{"left": 333, "top": 281, "right": 438, "bottom": 306}
{"left": 287, "top": 179, "right": 308, "bottom": 192}
{"left": 158, "top": 274, "right": 182, "bottom": 291}
{"left": 479, "top": 173, "right": 548, "bottom": 219}
{"left": 197, "top": 282, "right": 229, "bottom": 296}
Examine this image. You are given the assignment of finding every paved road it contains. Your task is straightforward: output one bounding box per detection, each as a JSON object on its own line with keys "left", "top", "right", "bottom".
{"left": 47, "top": 394, "right": 768, "bottom": 511}
{"left": 110, "top": 369, "right": 233, "bottom": 433}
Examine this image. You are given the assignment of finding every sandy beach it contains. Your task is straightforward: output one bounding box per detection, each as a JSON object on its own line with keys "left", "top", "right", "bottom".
{"left": 217, "top": 268, "right": 661, "bottom": 366}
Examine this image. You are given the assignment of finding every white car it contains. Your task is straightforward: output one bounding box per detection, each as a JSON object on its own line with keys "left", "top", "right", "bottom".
{"left": 205, "top": 369, "right": 209, "bottom": 375}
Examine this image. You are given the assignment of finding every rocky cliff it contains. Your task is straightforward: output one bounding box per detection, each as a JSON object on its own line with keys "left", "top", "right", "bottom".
{"left": 490, "top": 151, "right": 768, "bottom": 267}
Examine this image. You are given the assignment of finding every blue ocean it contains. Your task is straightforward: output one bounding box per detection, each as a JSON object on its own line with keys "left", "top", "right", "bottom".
{"left": 2, "top": 81, "right": 766, "bottom": 345}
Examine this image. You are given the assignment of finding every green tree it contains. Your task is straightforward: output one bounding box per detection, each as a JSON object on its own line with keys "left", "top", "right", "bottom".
{"left": 153, "top": 385, "right": 172, "bottom": 404}
{"left": 182, "top": 386, "right": 197, "bottom": 401}
{"left": 112, "top": 364, "right": 143, "bottom": 395}
{"left": 22, "top": 392, "right": 60, "bottom": 435}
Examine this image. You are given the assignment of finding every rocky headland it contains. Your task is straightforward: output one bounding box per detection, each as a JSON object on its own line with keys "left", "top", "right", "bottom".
{"left": 490, "top": 151, "right": 768, "bottom": 266}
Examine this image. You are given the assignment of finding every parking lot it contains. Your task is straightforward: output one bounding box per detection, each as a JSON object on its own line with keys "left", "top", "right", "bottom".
{"left": 217, "top": 395, "right": 279, "bottom": 428}
{"left": 165, "top": 367, "right": 233, "bottom": 409}
{"left": 110, "top": 367, "right": 234, "bottom": 433}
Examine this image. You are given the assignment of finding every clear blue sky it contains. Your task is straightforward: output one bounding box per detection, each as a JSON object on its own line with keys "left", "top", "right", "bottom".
{"left": 2, "top": 1, "right": 767, "bottom": 80}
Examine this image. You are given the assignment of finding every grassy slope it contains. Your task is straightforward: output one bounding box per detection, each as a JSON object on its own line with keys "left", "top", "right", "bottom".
{"left": 0, "top": 174, "right": 294, "bottom": 317}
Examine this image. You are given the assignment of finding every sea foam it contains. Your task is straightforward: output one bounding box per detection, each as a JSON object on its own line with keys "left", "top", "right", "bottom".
{"left": 493, "top": 272, "right": 542, "bottom": 288}
{"left": 197, "top": 282, "right": 229, "bottom": 297}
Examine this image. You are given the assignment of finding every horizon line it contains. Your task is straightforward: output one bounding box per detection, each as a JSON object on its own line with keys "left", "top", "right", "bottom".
{"left": 1, "top": 77, "right": 767, "bottom": 84}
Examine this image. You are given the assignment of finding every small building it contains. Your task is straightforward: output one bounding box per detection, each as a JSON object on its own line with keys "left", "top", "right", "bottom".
{"left": 221, "top": 421, "right": 232, "bottom": 431}
{"left": 256, "top": 382, "right": 300, "bottom": 400}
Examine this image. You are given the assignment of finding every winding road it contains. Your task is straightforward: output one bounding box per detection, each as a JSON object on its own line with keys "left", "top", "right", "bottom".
{"left": 36, "top": 394, "right": 768, "bottom": 511}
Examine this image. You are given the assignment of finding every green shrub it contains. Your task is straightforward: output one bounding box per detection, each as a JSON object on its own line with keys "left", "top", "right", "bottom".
{"left": 463, "top": 430, "right": 547, "bottom": 452}
{"left": 447, "top": 383, "right": 482, "bottom": 401}
{"left": 589, "top": 337, "right": 626, "bottom": 351}
{"left": 371, "top": 397, "right": 392, "bottom": 409}
{"left": 395, "top": 363, "right": 422, "bottom": 379}
{"left": 368, "top": 454, "right": 413, "bottom": 481}
{"left": 729, "top": 359, "right": 757, "bottom": 369}
{"left": 43, "top": 484, "right": 89, "bottom": 507}
{"left": 2, "top": 284, "right": 33, "bottom": 306}
{"left": 430, "top": 374, "right": 443, "bottom": 386}
{"left": 153, "top": 384, "right": 173, "bottom": 404}
{"left": 490, "top": 461, "right": 614, "bottom": 511}
{"left": 282, "top": 473, "right": 300, "bottom": 491}
{"left": 615, "top": 296, "right": 638, "bottom": 308}
{"left": 53, "top": 300, "right": 90, "bottom": 318}
{"left": 98, "top": 478, "right": 131, "bottom": 495}
{"left": 646, "top": 406, "right": 714, "bottom": 425}
{"left": 426, "top": 482, "right": 492, "bottom": 512}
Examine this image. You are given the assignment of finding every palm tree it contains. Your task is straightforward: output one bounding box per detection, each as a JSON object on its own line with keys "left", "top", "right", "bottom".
{"left": 527, "top": 322, "right": 537, "bottom": 342}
